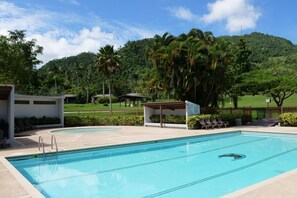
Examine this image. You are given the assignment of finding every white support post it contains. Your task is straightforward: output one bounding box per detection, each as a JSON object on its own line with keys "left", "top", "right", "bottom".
{"left": 8, "top": 86, "right": 15, "bottom": 145}
{"left": 60, "top": 98, "right": 64, "bottom": 127}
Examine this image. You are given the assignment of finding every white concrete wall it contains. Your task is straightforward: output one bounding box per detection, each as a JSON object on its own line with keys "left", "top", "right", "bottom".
{"left": 14, "top": 95, "right": 64, "bottom": 127}
{"left": 57, "top": 98, "right": 64, "bottom": 127}
{"left": 144, "top": 107, "right": 155, "bottom": 123}
{"left": 15, "top": 100, "right": 58, "bottom": 118}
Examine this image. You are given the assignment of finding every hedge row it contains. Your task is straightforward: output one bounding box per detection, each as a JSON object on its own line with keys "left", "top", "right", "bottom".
{"left": 96, "top": 96, "right": 119, "bottom": 104}
{"left": 65, "top": 115, "right": 144, "bottom": 127}
{"left": 150, "top": 115, "right": 186, "bottom": 124}
{"left": 64, "top": 112, "right": 253, "bottom": 128}
{"left": 15, "top": 116, "right": 60, "bottom": 125}
{"left": 279, "top": 113, "right": 297, "bottom": 127}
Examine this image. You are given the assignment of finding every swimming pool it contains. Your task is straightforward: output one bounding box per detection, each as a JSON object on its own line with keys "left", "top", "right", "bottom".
{"left": 8, "top": 131, "right": 297, "bottom": 198}
{"left": 51, "top": 127, "right": 119, "bottom": 134}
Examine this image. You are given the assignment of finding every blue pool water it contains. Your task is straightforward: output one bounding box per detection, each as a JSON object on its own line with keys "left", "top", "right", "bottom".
{"left": 51, "top": 127, "right": 119, "bottom": 134}
{"left": 8, "top": 131, "right": 297, "bottom": 198}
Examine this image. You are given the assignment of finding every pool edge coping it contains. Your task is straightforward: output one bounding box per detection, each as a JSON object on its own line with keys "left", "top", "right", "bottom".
{"left": 223, "top": 168, "right": 297, "bottom": 198}
{"left": 0, "top": 157, "right": 45, "bottom": 198}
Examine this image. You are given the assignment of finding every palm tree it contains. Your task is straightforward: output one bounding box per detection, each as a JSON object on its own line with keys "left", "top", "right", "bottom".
{"left": 95, "top": 45, "right": 121, "bottom": 114}
{"left": 49, "top": 64, "right": 61, "bottom": 96}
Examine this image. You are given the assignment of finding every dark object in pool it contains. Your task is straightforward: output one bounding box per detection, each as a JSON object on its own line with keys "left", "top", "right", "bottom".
{"left": 219, "top": 153, "right": 246, "bottom": 160}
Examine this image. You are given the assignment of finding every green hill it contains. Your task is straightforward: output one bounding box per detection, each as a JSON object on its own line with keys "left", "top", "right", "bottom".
{"left": 36, "top": 31, "right": 297, "bottom": 104}
{"left": 221, "top": 32, "right": 297, "bottom": 63}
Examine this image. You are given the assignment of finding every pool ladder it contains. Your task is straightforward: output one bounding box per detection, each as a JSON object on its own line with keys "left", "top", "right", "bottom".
{"left": 38, "top": 135, "right": 59, "bottom": 157}
{"left": 51, "top": 135, "right": 58, "bottom": 154}
{"left": 38, "top": 136, "right": 45, "bottom": 157}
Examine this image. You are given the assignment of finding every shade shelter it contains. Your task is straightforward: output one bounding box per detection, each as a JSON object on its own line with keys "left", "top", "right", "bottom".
{"left": 64, "top": 94, "right": 76, "bottom": 104}
{"left": 0, "top": 85, "right": 65, "bottom": 147}
{"left": 143, "top": 101, "right": 200, "bottom": 129}
{"left": 120, "top": 93, "right": 147, "bottom": 107}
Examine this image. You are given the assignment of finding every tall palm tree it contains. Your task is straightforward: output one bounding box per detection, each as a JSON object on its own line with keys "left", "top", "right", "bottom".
{"left": 49, "top": 64, "right": 61, "bottom": 96}
{"left": 95, "top": 45, "right": 121, "bottom": 114}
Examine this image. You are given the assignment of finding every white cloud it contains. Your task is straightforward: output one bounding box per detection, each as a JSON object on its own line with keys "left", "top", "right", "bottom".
{"left": 168, "top": 6, "right": 196, "bottom": 22}
{"left": 0, "top": 1, "right": 23, "bottom": 17}
{"left": 29, "top": 27, "right": 117, "bottom": 64}
{"left": 202, "top": 0, "right": 261, "bottom": 32}
{"left": 0, "top": 1, "right": 160, "bottom": 66}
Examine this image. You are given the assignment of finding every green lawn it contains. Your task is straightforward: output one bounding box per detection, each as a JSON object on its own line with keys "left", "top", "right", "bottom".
{"left": 64, "top": 94, "right": 297, "bottom": 115}
{"left": 64, "top": 103, "right": 143, "bottom": 112}
{"left": 221, "top": 94, "right": 297, "bottom": 108}
{"left": 64, "top": 103, "right": 143, "bottom": 117}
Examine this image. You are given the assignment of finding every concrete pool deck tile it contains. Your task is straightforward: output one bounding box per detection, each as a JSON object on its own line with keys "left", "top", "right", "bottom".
{"left": 0, "top": 165, "right": 30, "bottom": 198}
{"left": 1, "top": 126, "right": 297, "bottom": 197}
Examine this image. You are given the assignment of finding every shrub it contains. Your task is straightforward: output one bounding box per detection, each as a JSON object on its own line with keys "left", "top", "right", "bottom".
{"left": 97, "top": 96, "right": 118, "bottom": 104}
{"left": 15, "top": 116, "right": 60, "bottom": 126}
{"left": 187, "top": 114, "right": 213, "bottom": 129}
{"left": 149, "top": 115, "right": 186, "bottom": 124}
{"left": 64, "top": 115, "right": 144, "bottom": 127}
{"left": 279, "top": 113, "right": 297, "bottom": 127}
{"left": 0, "top": 119, "right": 9, "bottom": 137}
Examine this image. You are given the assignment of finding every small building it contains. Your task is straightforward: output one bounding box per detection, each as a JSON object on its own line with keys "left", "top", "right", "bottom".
{"left": 64, "top": 94, "right": 76, "bottom": 104}
{"left": 143, "top": 101, "right": 200, "bottom": 129}
{"left": 93, "top": 94, "right": 113, "bottom": 99}
{"left": 120, "top": 93, "right": 147, "bottom": 107}
{"left": 0, "top": 85, "right": 64, "bottom": 147}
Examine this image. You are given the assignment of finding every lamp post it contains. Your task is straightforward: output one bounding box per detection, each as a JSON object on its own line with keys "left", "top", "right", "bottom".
{"left": 266, "top": 98, "right": 271, "bottom": 108}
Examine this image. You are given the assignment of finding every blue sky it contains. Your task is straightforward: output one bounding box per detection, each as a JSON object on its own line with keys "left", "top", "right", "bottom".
{"left": 1, "top": 0, "right": 297, "bottom": 65}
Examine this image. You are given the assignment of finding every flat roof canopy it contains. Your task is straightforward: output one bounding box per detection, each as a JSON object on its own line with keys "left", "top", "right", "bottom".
{"left": 121, "top": 93, "right": 147, "bottom": 100}
{"left": 0, "top": 85, "right": 13, "bottom": 100}
{"left": 143, "top": 101, "right": 185, "bottom": 110}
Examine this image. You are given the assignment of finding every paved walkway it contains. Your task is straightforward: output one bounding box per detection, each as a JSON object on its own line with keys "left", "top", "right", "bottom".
{"left": 1, "top": 126, "right": 297, "bottom": 198}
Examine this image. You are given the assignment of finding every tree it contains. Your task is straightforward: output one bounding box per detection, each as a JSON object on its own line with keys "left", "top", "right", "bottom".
{"left": 149, "top": 29, "right": 232, "bottom": 107}
{"left": 243, "top": 65, "right": 297, "bottom": 107}
{"left": 227, "top": 38, "right": 252, "bottom": 108}
{"left": 0, "top": 30, "right": 43, "bottom": 93}
{"left": 95, "top": 45, "right": 121, "bottom": 114}
{"left": 116, "top": 39, "right": 154, "bottom": 96}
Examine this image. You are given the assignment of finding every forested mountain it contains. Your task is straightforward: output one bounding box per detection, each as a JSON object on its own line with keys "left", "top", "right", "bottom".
{"left": 221, "top": 32, "right": 297, "bottom": 63}
{"left": 35, "top": 31, "right": 297, "bottom": 103}
{"left": 37, "top": 39, "right": 154, "bottom": 102}
{"left": 37, "top": 52, "right": 99, "bottom": 102}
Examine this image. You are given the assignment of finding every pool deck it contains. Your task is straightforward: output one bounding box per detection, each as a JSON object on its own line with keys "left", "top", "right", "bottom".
{"left": 1, "top": 125, "right": 297, "bottom": 198}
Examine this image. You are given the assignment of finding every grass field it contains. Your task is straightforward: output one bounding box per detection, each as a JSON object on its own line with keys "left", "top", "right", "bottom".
{"left": 64, "top": 103, "right": 143, "bottom": 112}
{"left": 64, "top": 103, "right": 143, "bottom": 117}
{"left": 64, "top": 95, "right": 297, "bottom": 118}
{"left": 221, "top": 94, "right": 297, "bottom": 108}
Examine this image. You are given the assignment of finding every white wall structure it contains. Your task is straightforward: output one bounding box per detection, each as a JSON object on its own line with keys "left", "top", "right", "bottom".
{"left": 143, "top": 101, "right": 200, "bottom": 129}
{"left": 0, "top": 85, "right": 64, "bottom": 147}
{"left": 15, "top": 94, "right": 64, "bottom": 128}
{"left": 0, "top": 85, "right": 14, "bottom": 145}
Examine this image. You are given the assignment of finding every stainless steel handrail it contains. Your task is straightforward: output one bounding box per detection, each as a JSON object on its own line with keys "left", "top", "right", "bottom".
{"left": 38, "top": 136, "right": 45, "bottom": 157}
{"left": 51, "top": 135, "right": 58, "bottom": 154}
